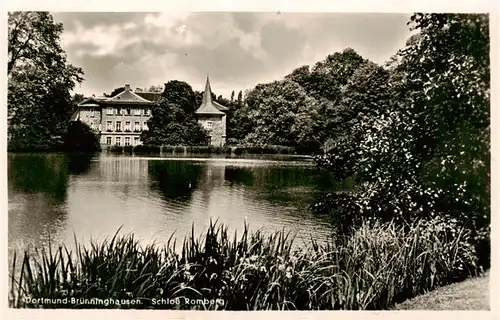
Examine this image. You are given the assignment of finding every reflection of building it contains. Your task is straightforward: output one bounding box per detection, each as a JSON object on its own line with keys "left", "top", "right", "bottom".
{"left": 71, "top": 85, "right": 161, "bottom": 146}
{"left": 204, "top": 164, "right": 226, "bottom": 184}
{"left": 195, "top": 77, "right": 228, "bottom": 146}
{"left": 99, "top": 158, "right": 149, "bottom": 182}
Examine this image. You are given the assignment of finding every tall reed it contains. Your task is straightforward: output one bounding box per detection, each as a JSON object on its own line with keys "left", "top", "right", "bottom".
{"left": 9, "top": 218, "right": 478, "bottom": 310}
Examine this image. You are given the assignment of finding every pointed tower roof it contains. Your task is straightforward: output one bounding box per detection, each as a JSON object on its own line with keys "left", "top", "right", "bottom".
{"left": 195, "top": 76, "right": 225, "bottom": 115}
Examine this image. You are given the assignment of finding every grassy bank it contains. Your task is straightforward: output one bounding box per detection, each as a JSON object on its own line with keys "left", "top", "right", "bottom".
{"left": 394, "top": 271, "right": 489, "bottom": 310}
{"left": 107, "top": 144, "right": 298, "bottom": 156}
{"left": 9, "top": 219, "right": 480, "bottom": 310}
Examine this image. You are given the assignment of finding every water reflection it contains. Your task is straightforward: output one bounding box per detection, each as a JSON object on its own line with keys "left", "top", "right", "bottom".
{"left": 9, "top": 154, "right": 336, "bottom": 257}
{"left": 8, "top": 154, "right": 68, "bottom": 202}
{"left": 67, "top": 153, "right": 94, "bottom": 175}
{"left": 8, "top": 154, "right": 69, "bottom": 251}
{"left": 148, "top": 161, "right": 202, "bottom": 201}
{"left": 225, "top": 166, "right": 254, "bottom": 186}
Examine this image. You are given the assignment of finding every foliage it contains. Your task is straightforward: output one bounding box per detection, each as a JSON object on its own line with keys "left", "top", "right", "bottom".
{"left": 9, "top": 219, "right": 479, "bottom": 310}
{"left": 106, "top": 87, "right": 125, "bottom": 97}
{"left": 141, "top": 81, "right": 208, "bottom": 146}
{"left": 314, "top": 13, "right": 490, "bottom": 266}
{"left": 229, "top": 48, "right": 368, "bottom": 152}
{"left": 148, "top": 85, "right": 163, "bottom": 93}
{"left": 8, "top": 12, "right": 84, "bottom": 151}
{"left": 71, "top": 93, "right": 86, "bottom": 112}
{"left": 63, "top": 121, "right": 101, "bottom": 153}
{"left": 163, "top": 80, "right": 198, "bottom": 115}
{"left": 133, "top": 145, "right": 161, "bottom": 154}
{"left": 243, "top": 80, "right": 320, "bottom": 152}
{"left": 288, "top": 48, "right": 365, "bottom": 102}
{"left": 237, "top": 90, "right": 243, "bottom": 105}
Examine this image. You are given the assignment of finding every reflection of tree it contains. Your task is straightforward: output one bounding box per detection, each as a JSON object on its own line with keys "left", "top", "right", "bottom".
{"left": 66, "top": 153, "right": 94, "bottom": 175}
{"left": 224, "top": 166, "right": 254, "bottom": 186}
{"left": 224, "top": 164, "right": 344, "bottom": 208}
{"left": 8, "top": 154, "right": 68, "bottom": 203}
{"left": 148, "top": 161, "right": 202, "bottom": 201}
{"left": 8, "top": 154, "right": 70, "bottom": 250}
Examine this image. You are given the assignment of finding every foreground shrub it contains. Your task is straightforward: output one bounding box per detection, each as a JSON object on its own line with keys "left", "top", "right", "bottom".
{"left": 9, "top": 218, "right": 479, "bottom": 310}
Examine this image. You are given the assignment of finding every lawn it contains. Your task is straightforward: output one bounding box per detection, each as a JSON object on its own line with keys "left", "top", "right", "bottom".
{"left": 394, "top": 271, "right": 490, "bottom": 310}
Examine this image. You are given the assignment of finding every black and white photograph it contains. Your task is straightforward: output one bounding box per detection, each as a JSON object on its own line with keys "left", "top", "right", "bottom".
{"left": 4, "top": 2, "right": 495, "bottom": 316}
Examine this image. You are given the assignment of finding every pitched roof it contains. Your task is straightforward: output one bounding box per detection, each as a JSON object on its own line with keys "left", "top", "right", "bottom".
{"left": 136, "top": 91, "right": 163, "bottom": 103}
{"left": 77, "top": 86, "right": 157, "bottom": 107}
{"left": 78, "top": 97, "right": 105, "bottom": 107}
{"left": 195, "top": 76, "right": 226, "bottom": 115}
{"left": 107, "top": 86, "right": 154, "bottom": 105}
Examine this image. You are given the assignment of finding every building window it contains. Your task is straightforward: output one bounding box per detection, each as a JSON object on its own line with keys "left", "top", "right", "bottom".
{"left": 125, "top": 121, "right": 131, "bottom": 131}
{"left": 106, "top": 137, "right": 112, "bottom": 145}
{"left": 134, "top": 122, "right": 140, "bottom": 131}
{"left": 107, "top": 107, "right": 113, "bottom": 115}
{"left": 125, "top": 137, "right": 131, "bottom": 146}
{"left": 134, "top": 137, "right": 140, "bottom": 145}
{"left": 116, "top": 137, "right": 121, "bottom": 146}
{"left": 126, "top": 108, "right": 131, "bottom": 115}
{"left": 116, "top": 121, "right": 121, "bottom": 131}
{"left": 90, "top": 109, "right": 95, "bottom": 117}
{"left": 134, "top": 108, "right": 141, "bottom": 116}
{"left": 90, "top": 122, "right": 95, "bottom": 130}
{"left": 107, "top": 121, "right": 113, "bottom": 131}
{"left": 145, "top": 109, "right": 151, "bottom": 116}
{"left": 143, "top": 122, "right": 149, "bottom": 131}
{"left": 206, "top": 121, "right": 213, "bottom": 129}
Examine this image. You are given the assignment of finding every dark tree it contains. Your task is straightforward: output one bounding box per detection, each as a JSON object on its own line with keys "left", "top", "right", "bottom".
{"left": 141, "top": 81, "right": 208, "bottom": 146}
{"left": 8, "top": 12, "right": 84, "bottom": 151}
{"left": 237, "top": 90, "right": 243, "bottom": 105}
{"left": 63, "top": 121, "right": 101, "bottom": 153}
{"left": 162, "top": 80, "right": 197, "bottom": 115}
{"left": 107, "top": 87, "right": 125, "bottom": 97}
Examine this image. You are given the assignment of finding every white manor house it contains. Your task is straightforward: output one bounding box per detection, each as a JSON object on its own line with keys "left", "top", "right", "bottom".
{"left": 72, "top": 77, "right": 227, "bottom": 147}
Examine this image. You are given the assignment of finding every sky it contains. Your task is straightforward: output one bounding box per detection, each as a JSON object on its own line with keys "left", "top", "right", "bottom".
{"left": 51, "top": 12, "right": 413, "bottom": 99}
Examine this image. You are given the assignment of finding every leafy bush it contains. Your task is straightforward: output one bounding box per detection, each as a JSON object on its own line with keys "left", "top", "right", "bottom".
{"left": 133, "top": 145, "right": 160, "bottom": 154}
{"left": 63, "top": 121, "right": 101, "bottom": 153}
{"left": 123, "top": 145, "right": 133, "bottom": 154}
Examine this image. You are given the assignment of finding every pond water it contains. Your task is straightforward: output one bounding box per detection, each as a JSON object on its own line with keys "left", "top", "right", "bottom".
{"left": 8, "top": 153, "right": 338, "bottom": 255}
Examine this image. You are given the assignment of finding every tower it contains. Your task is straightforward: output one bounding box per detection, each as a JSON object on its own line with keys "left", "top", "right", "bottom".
{"left": 195, "top": 76, "right": 228, "bottom": 146}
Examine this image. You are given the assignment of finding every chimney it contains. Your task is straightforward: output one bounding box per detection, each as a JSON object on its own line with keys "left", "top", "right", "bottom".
{"left": 125, "top": 84, "right": 131, "bottom": 91}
